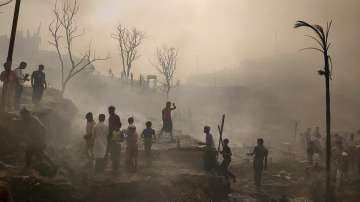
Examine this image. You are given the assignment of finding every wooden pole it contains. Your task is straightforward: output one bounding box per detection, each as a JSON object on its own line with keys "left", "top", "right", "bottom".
{"left": 217, "top": 114, "right": 225, "bottom": 152}
{"left": 6, "top": 0, "right": 21, "bottom": 65}
{"left": 324, "top": 52, "right": 333, "bottom": 202}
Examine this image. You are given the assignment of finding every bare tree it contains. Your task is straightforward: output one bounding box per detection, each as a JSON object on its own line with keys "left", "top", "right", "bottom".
{"left": 294, "top": 20, "right": 333, "bottom": 202}
{"left": 49, "top": 0, "right": 107, "bottom": 95}
{"left": 0, "top": 0, "right": 13, "bottom": 7}
{"left": 155, "top": 47, "right": 178, "bottom": 99}
{"left": 112, "top": 24, "right": 144, "bottom": 78}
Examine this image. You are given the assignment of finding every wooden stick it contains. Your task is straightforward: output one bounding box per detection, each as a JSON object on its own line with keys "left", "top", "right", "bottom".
{"left": 217, "top": 114, "right": 225, "bottom": 152}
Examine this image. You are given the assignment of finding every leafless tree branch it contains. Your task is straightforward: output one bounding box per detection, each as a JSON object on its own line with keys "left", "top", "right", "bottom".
{"left": 154, "top": 46, "right": 178, "bottom": 99}
{"left": 0, "top": 0, "right": 13, "bottom": 7}
{"left": 49, "top": 0, "right": 107, "bottom": 95}
{"left": 112, "top": 24, "right": 144, "bottom": 78}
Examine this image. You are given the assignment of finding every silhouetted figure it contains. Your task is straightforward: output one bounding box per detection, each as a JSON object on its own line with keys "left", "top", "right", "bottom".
{"left": 304, "top": 128, "right": 313, "bottom": 162}
{"left": 110, "top": 121, "right": 123, "bottom": 172}
{"left": 203, "top": 126, "right": 217, "bottom": 171}
{"left": 84, "top": 112, "right": 95, "bottom": 168}
{"left": 126, "top": 117, "right": 138, "bottom": 171}
{"left": 107, "top": 106, "right": 121, "bottom": 156}
{"left": 20, "top": 108, "right": 55, "bottom": 170}
{"left": 31, "top": 64, "right": 47, "bottom": 104}
{"left": 93, "top": 114, "right": 108, "bottom": 174}
{"left": 0, "top": 182, "right": 12, "bottom": 202}
{"left": 14, "top": 61, "right": 29, "bottom": 110}
{"left": 0, "top": 62, "right": 17, "bottom": 111}
{"left": 159, "top": 101, "right": 176, "bottom": 141}
{"left": 249, "top": 138, "right": 268, "bottom": 187}
{"left": 141, "top": 121, "right": 156, "bottom": 165}
{"left": 219, "top": 139, "right": 236, "bottom": 184}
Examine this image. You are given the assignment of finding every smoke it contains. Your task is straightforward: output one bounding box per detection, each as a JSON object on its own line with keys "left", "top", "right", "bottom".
{"left": 0, "top": 0, "right": 359, "bottom": 147}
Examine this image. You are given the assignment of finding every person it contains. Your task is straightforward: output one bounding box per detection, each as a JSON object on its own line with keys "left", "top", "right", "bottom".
{"left": 219, "top": 139, "right": 236, "bottom": 183}
{"left": 84, "top": 112, "right": 96, "bottom": 168}
{"left": 313, "top": 126, "right": 322, "bottom": 141}
{"left": 14, "top": 62, "right": 29, "bottom": 110}
{"left": 125, "top": 117, "right": 138, "bottom": 171}
{"left": 312, "top": 130, "right": 323, "bottom": 160}
{"left": 110, "top": 122, "right": 124, "bottom": 172}
{"left": 93, "top": 114, "right": 108, "bottom": 174}
{"left": 31, "top": 64, "right": 47, "bottom": 104}
{"left": 203, "top": 126, "right": 217, "bottom": 171}
{"left": 304, "top": 128, "right": 313, "bottom": 162}
{"left": 107, "top": 106, "right": 121, "bottom": 156}
{"left": 159, "top": 101, "right": 176, "bottom": 141}
{"left": 20, "top": 108, "right": 55, "bottom": 170}
{"left": 141, "top": 121, "right": 156, "bottom": 164}
{"left": 248, "top": 138, "right": 268, "bottom": 187}
{"left": 0, "top": 62, "right": 17, "bottom": 111}
{"left": 0, "top": 182, "right": 12, "bottom": 202}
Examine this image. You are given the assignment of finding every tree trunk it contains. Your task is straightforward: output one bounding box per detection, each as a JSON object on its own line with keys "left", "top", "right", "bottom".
{"left": 61, "top": 79, "right": 70, "bottom": 97}
{"left": 324, "top": 51, "right": 333, "bottom": 202}
{"left": 166, "top": 86, "right": 170, "bottom": 100}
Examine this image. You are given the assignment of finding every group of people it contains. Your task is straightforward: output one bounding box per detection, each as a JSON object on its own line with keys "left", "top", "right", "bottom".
{"left": 301, "top": 126, "right": 360, "bottom": 188}
{"left": 84, "top": 106, "right": 157, "bottom": 174}
{"left": 18, "top": 96, "right": 269, "bottom": 190}
{"left": 0, "top": 61, "right": 47, "bottom": 111}
{"left": 203, "top": 126, "right": 269, "bottom": 188}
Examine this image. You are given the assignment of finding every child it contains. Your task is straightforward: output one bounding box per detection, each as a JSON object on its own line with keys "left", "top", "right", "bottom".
{"left": 126, "top": 117, "right": 138, "bottom": 171}
{"left": 141, "top": 121, "right": 156, "bottom": 164}
{"left": 93, "top": 114, "right": 108, "bottom": 173}
{"left": 84, "top": 112, "right": 96, "bottom": 167}
{"left": 220, "top": 139, "right": 236, "bottom": 183}
{"left": 110, "top": 122, "right": 124, "bottom": 172}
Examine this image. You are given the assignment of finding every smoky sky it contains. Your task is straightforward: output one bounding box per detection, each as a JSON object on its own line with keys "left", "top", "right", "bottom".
{"left": 0, "top": 0, "right": 359, "bottom": 81}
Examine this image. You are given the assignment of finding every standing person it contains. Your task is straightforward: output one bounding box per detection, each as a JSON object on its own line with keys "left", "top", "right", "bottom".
{"left": 141, "top": 121, "right": 156, "bottom": 165}
{"left": 203, "top": 126, "right": 217, "bottom": 171}
{"left": 126, "top": 117, "right": 138, "bottom": 171}
{"left": 248, "top": 138, "right": 268, "bottom": 187}
{"left": 304, "top": 128, "right": 314, "bottom": 162}
{"left": 20, "top": 108, "right": 56, "bottom": 171}
{"left": 107, "top": 106, "right": 121, "bottom": 157}
{"left": 14, "top": 62, "right": 29, "bottom": 110}
{"left": 219, "top": 139, "right": 236, "bottom": 183}
{"left": 84, "top": 112, "right": 96, "bottom": 168}
{"left": 159, "top": 101, "right": 176, "bottom": 141}
{"left": 31, "top": 64, "right": 47, "bottom": 104}
{"left": 0, "top": 62, "right": 17, "bottom": 111}
{"left": 93, "top": 114, "right": 108, "bottom": 174}
{"left": 110, "top": 122, "right": 124, "bottom": 172}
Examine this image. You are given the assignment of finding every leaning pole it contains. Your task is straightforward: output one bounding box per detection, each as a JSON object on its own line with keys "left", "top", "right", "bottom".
{"left": 6, "top": 0, "right": 21, "bottom": 65}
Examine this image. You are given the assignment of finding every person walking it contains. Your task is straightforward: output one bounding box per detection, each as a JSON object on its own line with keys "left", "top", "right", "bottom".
{"left": 248, "top": 138, "right": 268, "bottom": 187}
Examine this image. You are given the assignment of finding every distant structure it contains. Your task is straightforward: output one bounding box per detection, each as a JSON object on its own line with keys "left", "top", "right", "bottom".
{"left": 0, "top": 24, "right": 42, "bottom": 56}
{"left": 146, "top": 75, "right": 157, "bottom": 89}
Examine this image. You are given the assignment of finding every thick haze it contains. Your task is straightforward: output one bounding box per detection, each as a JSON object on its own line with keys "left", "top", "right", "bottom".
{"left": 0, "top": 0, "right": 359, "bottom": 80}
{"left": 1, "top": 0, "right": 360, "bottom": 147}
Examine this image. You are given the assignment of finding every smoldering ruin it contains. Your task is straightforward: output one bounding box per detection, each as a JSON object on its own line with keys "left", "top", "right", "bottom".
{"left": 0, "top": 0, "right": 360, "bottom": 202}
